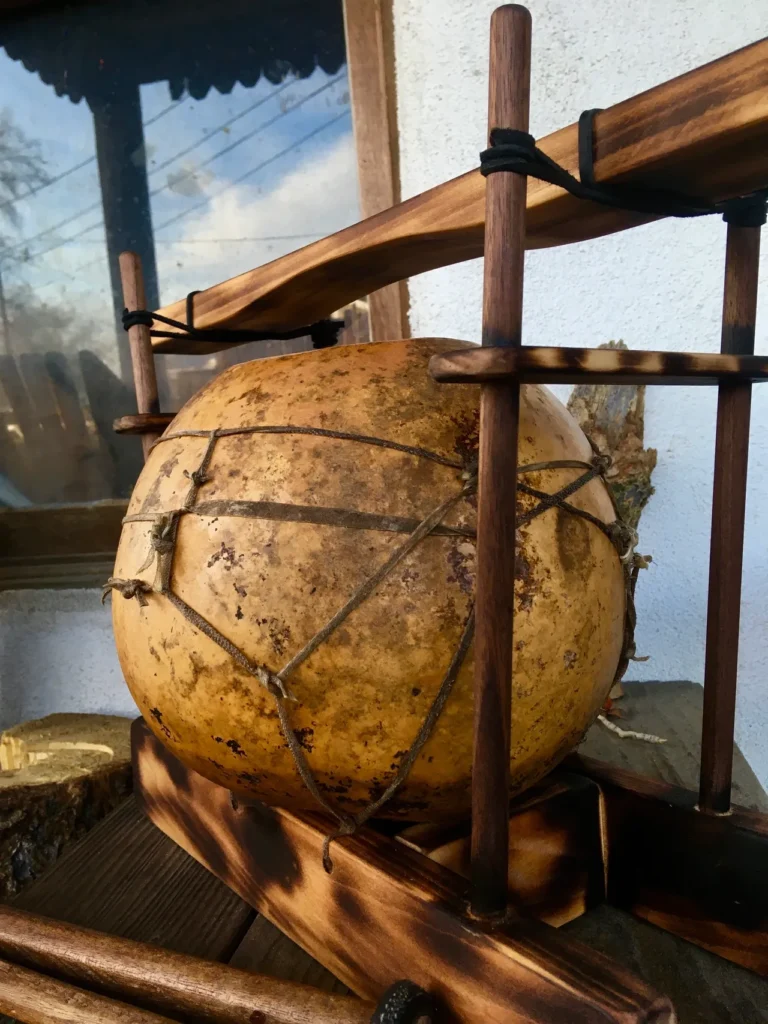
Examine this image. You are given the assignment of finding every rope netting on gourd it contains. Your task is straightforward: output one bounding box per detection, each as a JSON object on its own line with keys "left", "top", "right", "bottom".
{"left": 105, "top": 423, "right": 647, "bottom": 869}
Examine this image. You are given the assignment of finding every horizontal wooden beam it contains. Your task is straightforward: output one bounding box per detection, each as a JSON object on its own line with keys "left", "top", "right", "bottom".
{"left": 429, "top": 344, "right": 768, "bottom": 386}
{"left": 148, "top": 37, "right": 768, "bottom": 352}
{"left": 133, "top": 721, "right": 673, "bottom": 1023}
{"left": 567, "top": 755, "right": 768, "bottom": 976}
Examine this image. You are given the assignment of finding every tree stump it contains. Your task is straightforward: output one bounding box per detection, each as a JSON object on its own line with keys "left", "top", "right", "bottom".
{"left": 0, "top": 714, "right": 132, "bottom": 899}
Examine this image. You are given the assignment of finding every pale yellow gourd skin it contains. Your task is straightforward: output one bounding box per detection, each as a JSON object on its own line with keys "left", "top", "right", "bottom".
{"left": 113, "top": 339, "right": 624, "bottom": 821}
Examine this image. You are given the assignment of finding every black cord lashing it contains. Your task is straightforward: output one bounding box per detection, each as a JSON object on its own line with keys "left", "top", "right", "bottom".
{"left": 480, "top": 112, "right": 768, "bottom": 227}
{"left": 122, "top": 291, "right": 344, "bottom": 351}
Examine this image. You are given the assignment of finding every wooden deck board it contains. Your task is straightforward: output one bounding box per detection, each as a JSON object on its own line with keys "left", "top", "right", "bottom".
{"left": 11, "top": 797, "right": 253, "bottom": 960}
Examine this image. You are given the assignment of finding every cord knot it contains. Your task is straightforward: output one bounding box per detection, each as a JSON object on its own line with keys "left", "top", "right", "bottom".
{"left": 102, "top": 577, "right": 153, "bottom": 607}
{"left": 480, "top": 128, "right": 538, "bottom": 177}
{"left": 606, "top": 520, "right": 638, "bottom": 561}
{"left": 122, "top": 308, "right": 154, "bottom": 331}
{"left": 591, "top": 451, "right": 613, "bottom": 475}
{"left": 722, "top": 194, "right": 768, "bottom": 227}
{"left": 309, "top": 319, "right": 344, "bottom": 350}
{"left": 255, "top": 665, "right": 295, "bottom": 702}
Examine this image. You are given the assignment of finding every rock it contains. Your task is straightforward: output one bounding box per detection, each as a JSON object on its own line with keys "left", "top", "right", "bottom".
{"left": 0, "top": 714, "right": 132, "bottom": 898}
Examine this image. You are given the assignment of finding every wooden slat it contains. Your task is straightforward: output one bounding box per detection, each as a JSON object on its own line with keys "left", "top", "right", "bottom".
{"left": 0, "top": 500, "right": 126, "bottom": 589}
{"left": 343, "top": 0, "right": 408, "bottom": 341}
{"left": 148, "top": 37, "right": 768, "bottom": 352}
{"left": 12, "top": 798, "right": 253, "bottom": 961}
{"left": 134, "top": 720, "right": 673, "bottom": 1023}
{"left": 429, "top": 343, "right": 768, "bottom": 385}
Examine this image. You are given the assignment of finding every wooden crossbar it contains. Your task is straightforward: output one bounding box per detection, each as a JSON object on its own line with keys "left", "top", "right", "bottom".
{"left": 147, "top": 35, "right": 768, "bottom": 353}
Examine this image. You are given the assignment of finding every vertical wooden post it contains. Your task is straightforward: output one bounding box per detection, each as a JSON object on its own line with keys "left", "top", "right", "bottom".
{"left": 119, "top": 251, "right": 161, "bottom": 462}
{"left": 699, "top": 220, "right": 762, "bottom": 814}
{"left": 470, "top": 4, "right": 532, "bottom": 917}
{"left": 342, "top": 0, "right": 409, "bottom": 342}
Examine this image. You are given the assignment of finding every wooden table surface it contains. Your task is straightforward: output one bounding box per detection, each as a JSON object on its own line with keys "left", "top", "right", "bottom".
{"left": 5, "top": 682, "right": 768, "bottom": 1023}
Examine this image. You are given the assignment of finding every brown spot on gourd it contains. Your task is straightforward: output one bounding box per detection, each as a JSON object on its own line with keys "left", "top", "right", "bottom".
{"left": 266, "top": 619, "right": 291, "bottom": 656}
{"left": 446, "top": 539, "right": 475, "bottom": 595}
{"left": 556, "top": 506, "right": 592, "bottom": 577}
{"left": 159, "top": 452, "right": 179, "bottom": 478}
{"left": 207, "top": 543, "right": 244, "bottom": 571}
{"left": 149, "top": 707, "right": 171, "bottom": 738}
{"left": 515, "top": 546, "right": 538, "bottom": 611}
{"left": 293, "top": 727, "right": 314, "bottom": 753}
{"left": 226, "top": 739, "right": 246, "bottom": 757}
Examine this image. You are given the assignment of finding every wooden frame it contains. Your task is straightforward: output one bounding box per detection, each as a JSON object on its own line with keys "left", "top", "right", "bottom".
{"left": 112, "top": 4, "right": 768, "bottom": 1019}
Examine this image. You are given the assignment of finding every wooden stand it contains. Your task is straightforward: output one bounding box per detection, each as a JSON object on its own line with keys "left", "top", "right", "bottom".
{"left": 117, "top": 5, "right": 768, "bottom": 1020}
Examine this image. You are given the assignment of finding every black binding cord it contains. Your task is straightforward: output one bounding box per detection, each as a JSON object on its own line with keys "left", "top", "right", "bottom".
{"left": 122, "top": 290, "right": 344, "bottom": 351}
{"left": 480, "top": 110, "right": 768, "bottom": 227}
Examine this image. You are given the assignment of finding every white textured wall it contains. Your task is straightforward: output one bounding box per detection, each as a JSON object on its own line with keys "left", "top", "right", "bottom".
{"left": 393, "top": 0, "right": 768, "bottom": 786}
{"left": 0, "top": 590, "right": 136, "bottom": 731}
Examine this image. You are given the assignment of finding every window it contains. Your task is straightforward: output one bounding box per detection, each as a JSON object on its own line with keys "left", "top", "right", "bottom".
{"left": 0, "top": 0, "right": 360, "bottom": 519}
{"left": 0, "top": 0, "right": 409, "bottom": 586}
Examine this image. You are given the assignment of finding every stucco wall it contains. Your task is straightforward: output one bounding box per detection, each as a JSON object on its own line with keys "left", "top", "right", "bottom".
{"left": 392, "top": 0, "right": 768, "bottom": 786}
{"left": 0, "top": 589, "right": 135, "bottom": 732}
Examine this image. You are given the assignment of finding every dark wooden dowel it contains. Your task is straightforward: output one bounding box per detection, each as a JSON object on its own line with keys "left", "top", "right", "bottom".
{"left": 113, "top": 413, "right": 176, "bottom": 436}
{"left": 0, "top": 906, "right": 374, "bottom": 1024}
{"left": 699, "top": 222, "right": 762, "bottom": 814}
{"left": 119, "top": 251, "right": 161, "bottom": 461}
{"left": 471, "top": 3, "right": 532, "bottom": 918}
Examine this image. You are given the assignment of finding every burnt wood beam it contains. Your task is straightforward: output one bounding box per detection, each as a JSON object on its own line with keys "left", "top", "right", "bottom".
{"left": 429, "top": 344, "right": 768, "bottom": 386}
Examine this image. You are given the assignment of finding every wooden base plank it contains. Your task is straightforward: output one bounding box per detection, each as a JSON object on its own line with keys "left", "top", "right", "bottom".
{"left": 397, "top": 772, "right": 606, "bottom": 927}
{"left": 133, "top": 720, "right": 673, "bottom": 1023}
{"left": 569, "top": 755, "right": 768, "bottom": 976}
